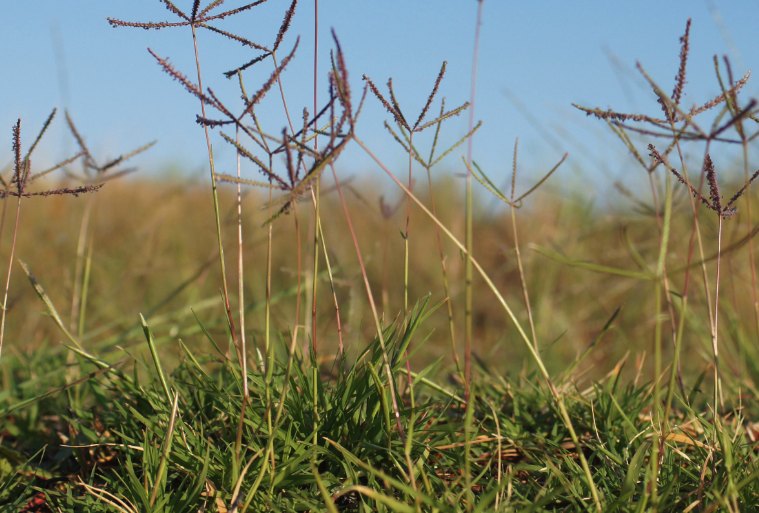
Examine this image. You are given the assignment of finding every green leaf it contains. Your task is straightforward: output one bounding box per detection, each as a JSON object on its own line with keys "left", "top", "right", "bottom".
{"left": 531, "top": 244, "right": 654, "bottom": 280}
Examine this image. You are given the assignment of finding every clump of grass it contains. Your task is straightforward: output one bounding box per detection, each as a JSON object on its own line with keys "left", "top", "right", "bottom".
{"left": 4, "top": 4, "right": 759, "bottom": 513}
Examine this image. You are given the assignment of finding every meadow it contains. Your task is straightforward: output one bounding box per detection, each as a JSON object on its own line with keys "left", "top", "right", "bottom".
{"left": 2, "top": 2, "right": 759, "bottom": 512}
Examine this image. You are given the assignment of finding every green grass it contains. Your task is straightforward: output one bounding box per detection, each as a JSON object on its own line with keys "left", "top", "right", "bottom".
{"left": 3, "top": 295, "right": 759, "bottom": 512}
{"left": 2, "top": 2, "right": 759, "bottom": 512}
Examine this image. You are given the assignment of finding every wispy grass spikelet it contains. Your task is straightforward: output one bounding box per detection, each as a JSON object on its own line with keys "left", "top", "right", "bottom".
{"left": 12, "top": 121, "right": 21, "bottom": 192}
{"left": 224, "top": 52, "right": 270, "bottom": 77}
{"left": 363, "top": 75, "right": 405, "bottom": 127}
{"left": 108, "top": 1, "right": 272, "bottom": 32}
{"left": 239, "top": 38, "right": 299, "bottom": 111}
{"left": 682, "top": 71, "right": 750, "bottom": 120}
{"left": 200, "top": 24, "right": 267, "bottom": 49}
{"left": 671, "top": 19, "right": 690, "bottom": 107}
{"left": 191, "top": 0, "right": 201, "bottom": 22}
{"left": 705, "top": 154, "right": 722, "bottom": 212}
{"left": 203, "top": 1, "right": 270, "bottom": 22}
{"left": 650, "top": 143, "right": 755, "bottom": 219}
{"left": 198, "top": 0, "right": 225, "bottom": 19}
{"left": 148, "top": 49, "right": 220, "bottom": 109}
{"left": 65, "top": 110, "right": 92, "bottom": 165}
{"left": 272, "top": 0, "right": 297, "bottom": 52}
{"left": 0, "top": 184, "right": 105, "bottom": 199}
{"left": 387, "top": 78, "right": 408, "bottom": 130}
{"left": 160, "top": 0, "right": 190, "bottom": 20}
{"left": 413, "top": 61, "right": 446, "bottom": 130}
{"left": 331, "top": 31, "right": 352, "bottom": 129}
{"left": 24, "top": 109, "right": 56, "bottom": 163}
{"left": 726, "top": 168, "right": 759, "bottom": 210}
{"left": 572, "top": 105, "right": 667, "bottom": 125}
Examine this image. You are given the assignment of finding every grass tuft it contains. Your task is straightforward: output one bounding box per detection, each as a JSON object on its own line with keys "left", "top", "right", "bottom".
{"left": 4, "top": 3, "right": 759, "bottom": 512}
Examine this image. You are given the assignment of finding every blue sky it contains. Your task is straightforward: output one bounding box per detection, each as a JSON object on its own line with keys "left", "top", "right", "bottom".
{"left": 2, "top": 1, "right": 758, "bottom": 194}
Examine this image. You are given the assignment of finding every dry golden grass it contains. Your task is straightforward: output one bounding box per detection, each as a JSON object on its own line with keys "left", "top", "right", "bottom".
{"left": 6, "top": 173, "right": 758, "bottom": 385}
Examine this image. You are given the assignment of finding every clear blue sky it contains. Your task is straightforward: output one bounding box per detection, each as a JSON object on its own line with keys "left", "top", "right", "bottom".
{"left": 2, "top": 1, "right": 758, "bottom": 193}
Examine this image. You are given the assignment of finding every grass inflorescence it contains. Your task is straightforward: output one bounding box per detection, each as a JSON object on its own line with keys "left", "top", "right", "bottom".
{"left": 2, "top": 4, "right": 759, "bottom": 512}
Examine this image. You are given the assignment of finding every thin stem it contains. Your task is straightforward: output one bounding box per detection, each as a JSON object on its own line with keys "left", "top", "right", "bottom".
{"left": 403, "top": 131, "right": 415, "bottom": 421}
{"left": 330, "top": 162, "right": 406, "bottom": 444}
{"left": 236, "top": 125, "right": 248, "bottom": 387}
{"left": 293, "top": 203, "right": 303, "bottom": 371}
{"left": 742, "top": 140, "right": 759, "bottom": 341}
{"left": 646, "top": 170, "right": 680, "bottom": 382}
{"left": 657, "top": 122, "right": 704, "bottom": 398}
{"left": 149, "top": 392, "right": 179, "bottom": 508}
{"left": 316, "top": 212, "right": 345, "bottom": 367}
{"left": 0, "top": 183, "right": 9, "bottom": 256}
{"left": 269, "top": 49, "right": 312, "bottom": 354}
{"left": 664, "top": 297, "right": 688, "bottom": 423}
{"left": 71, "top": 196, "right": 95, "bottom": 332}
{"left": 425, "top": 166, "right": 460, "bottom": 372}
{"left": 464, "top": 0, "right": 482, "bottom": 405}
{"left": 264, "top": 158, "right": 274, "bottom": 469}
{"left": 509, "top": 140, "right": 537, "bottom": 351}
{"left": 713, "top": 215, "right": 723, "bottom": 410}
{"left": 311, "top": 0, "right": 320, "bottom": 358}
{"left": 382, "top": 221, "right": 390, "bottom": 316}
{"left": 304, "top": 170, "right": 344, "bottom": 366}
{"left": 311, "top": 178, "right": 320, "bottom": 447}
{"left": 190, "top": 23, "right": 241, "bottom": 364}
{"left": 234, "top": 124, "right": 248, "bottom": 467}
{"left": 651, "top": 172, "right": 673, "bottom": 512}
{"left": 251, "top": 204, "right": 306, "bottom": 506}
{"left": 464, "top": 4, "right": 483, "bottom": 507}
{"left": 405, "top": 132, "right": 412, "bottom": 317}
{"left": 0, "top": 193, "right": 22, "bottom": 362}
{"left": 311, "top": 0, "right": 321, "bottom": 447}
{"left": 77, "top": 231, "right": 95, "bottom": 340}
{"left": 509, "top": 204, "right": 537, "bottom": 350}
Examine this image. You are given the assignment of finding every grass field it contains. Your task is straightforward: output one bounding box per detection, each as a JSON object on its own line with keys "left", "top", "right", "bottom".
{"left": 3, "top": 2, "right": 759, "bottom": 512}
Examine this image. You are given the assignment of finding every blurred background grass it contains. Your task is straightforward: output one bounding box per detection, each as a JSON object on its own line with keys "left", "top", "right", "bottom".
{"left": 5, "top": 169, "right": 758, "bottom": 386}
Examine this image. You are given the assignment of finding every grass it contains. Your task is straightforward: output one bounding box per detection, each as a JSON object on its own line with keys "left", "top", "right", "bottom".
{"left": 2, "top": 2, "right": 759, "bottom": 511}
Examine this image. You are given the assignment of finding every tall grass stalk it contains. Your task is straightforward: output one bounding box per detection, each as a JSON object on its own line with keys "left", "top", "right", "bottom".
{"left": 0, "top": 163, "right": 24, "bottom": 363}
{"left": 464, "top": 3, "right": 483, "bottom": 508}
{"left": 316, "top": 216, "right": 345, "bottom": 361}
{"left": 312, "top": 1, "right": 321, "bottom": 446}
{"left": 307, "top": 186, "right": 345, "bottom": 369}
{"left": 187, "top": 20, "right": 246, "bottom": 468}
{"left": 252, "top": 47, "right": 316, "bottom": 435}
{"left": 663, "top": 144, "right": 708, "bottom": 428}
{"left": 311, "top": 177, "right": 320, "bottom": 447}
{"left": 265, "top": 156, "right": 275, "bottom": 471}
{"left": 424, "top": 100, "right": 460, "bottom": 373}
{"left": 234, "top": 122, "right": 249, "bottom": 466}
{"left": 402, "top": 130, "right": 416, "bottom": 439}
{"left": 637, "top": 66, "right": 725, "bottom": 406}
{"left": 650, "top": 172, "right": 673, "bottom": 512}
{"left": 76, "top": 218, "right": 95, "bottom": 341}
{"left": 508, "top": 139, "right": 538, "bottom": 351}
{"left": 270, "top": 47, "right": 309, "bottom": 358}
{"left": 330, "top": 163, "right": 406, "bottom": 442}
{"left": 189, "top": 23, "right": 241, "bottom": 363}
{"left": 70, "top": 193, "right": 95, "bottom": 334}
{"left": 744, "top": 146, "right": 759, "bottom": 339}
{"left": 405, "top": 133, "right": 413, "bottom": 317}
{"left": 713, "top": 215, "right": 724, "bottom": 405}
